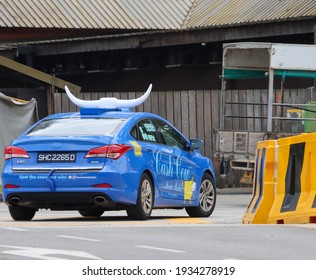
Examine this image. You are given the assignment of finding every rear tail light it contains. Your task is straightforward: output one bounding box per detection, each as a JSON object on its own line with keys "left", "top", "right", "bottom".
{"left": 106, "top": 144, "right": 132, "bottom": 159}
{"left": 4, "top": 146, "right": 30, "bottom": 160}
{"left": 4, "top": 184, "right": 20, "bottom": 189}
{"left": 85, "top": 144, "right": 132, "bottom": 160}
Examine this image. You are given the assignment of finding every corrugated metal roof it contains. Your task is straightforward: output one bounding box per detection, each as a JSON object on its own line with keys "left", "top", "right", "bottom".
{"left": 0, "top": 0, "right": 194, "bottom": 29}
{"left": 185, "top": 0, "right": 316, "bottom": 28}
{"left": 0, "top": 0, "right": 315, "bottom": 30}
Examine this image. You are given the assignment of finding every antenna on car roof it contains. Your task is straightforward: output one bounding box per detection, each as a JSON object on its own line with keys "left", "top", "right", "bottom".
{"left": 64, "top": 84, "right": 152, "bottom": 114}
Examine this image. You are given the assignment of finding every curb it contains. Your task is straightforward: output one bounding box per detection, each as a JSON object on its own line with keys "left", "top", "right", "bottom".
{"left": 217, "top": 187, "right": 252, "bottom": 195}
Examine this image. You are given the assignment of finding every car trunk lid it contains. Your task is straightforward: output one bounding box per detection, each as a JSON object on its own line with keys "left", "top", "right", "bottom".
{"left": 9, "top": 136, "right": 114, "bottom": 172}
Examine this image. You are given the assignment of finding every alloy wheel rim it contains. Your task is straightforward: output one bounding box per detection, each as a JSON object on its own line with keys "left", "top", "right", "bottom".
{"left": 199, "top": 179, "right": 215, "bottom": 212}
{"left": 141, "top": 179, "right": 153, "bottom": 214}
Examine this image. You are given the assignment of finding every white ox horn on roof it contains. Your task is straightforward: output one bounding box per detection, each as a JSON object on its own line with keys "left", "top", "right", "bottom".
{"left": 65, "top": 84, "right": 152, "bottom": 109}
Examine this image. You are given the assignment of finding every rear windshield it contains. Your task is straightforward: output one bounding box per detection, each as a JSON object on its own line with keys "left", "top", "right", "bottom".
{"left": 27, "top": 118, "right": 126, "bottom": 136}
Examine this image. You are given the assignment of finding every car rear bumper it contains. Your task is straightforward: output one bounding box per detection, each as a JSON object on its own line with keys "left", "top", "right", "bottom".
{"left": 5, "top": 192, "right": 124, "bottom": 210}
{"left": 2, "top": 168, "right": 140, "bottom": 206}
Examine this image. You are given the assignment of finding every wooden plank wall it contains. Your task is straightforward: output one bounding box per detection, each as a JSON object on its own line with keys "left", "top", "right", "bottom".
{"left": 224, "top": 89, "right": 268, "bottom": 131}
{"left": 53, "top": 88, "right": 315, "bottom": 160}
{"left": 53, "top": 90, "right": 220, "bottom": 160}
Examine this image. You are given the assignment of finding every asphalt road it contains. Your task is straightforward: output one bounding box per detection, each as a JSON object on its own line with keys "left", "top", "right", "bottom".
{"left": 1, "top": 192, "right": 316, "bottom": 260}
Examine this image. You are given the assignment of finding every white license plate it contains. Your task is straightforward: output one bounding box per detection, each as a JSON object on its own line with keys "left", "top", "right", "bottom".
{"left": 37, "top": 152, "right": 76, "bottom": 163}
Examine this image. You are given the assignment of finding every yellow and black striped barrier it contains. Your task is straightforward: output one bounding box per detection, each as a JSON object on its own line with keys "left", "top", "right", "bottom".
{"left": 242, "top": 140, "right": 277, "bottom": 224}
{"left": 242, "top": 133, "right": 316, "bottom": 224}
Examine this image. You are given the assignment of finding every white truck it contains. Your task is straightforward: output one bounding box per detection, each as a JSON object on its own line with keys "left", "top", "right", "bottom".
{"left": 215, "top": 42, "right": 316, "bottom": 187}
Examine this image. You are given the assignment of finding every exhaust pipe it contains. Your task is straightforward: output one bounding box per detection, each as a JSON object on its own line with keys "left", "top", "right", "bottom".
{"left": 94, "top": 196, "right": 108, "bottom": 206}
{"left": 9, "top": 196, "right": 22, "bottom": 206}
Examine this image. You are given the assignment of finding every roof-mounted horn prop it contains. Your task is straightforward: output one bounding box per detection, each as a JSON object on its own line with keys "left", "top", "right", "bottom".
{"left": 65, "top": 84, "right": 152, "bottom": 112}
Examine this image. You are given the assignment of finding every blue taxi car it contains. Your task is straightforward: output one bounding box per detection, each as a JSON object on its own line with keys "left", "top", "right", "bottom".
{"left": 2, "top": 85, "right": 216, "bottom": 221}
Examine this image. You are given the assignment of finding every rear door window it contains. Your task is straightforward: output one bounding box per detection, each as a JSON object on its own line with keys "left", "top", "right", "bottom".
{"left": 131, "top": 119, "right": 160, "bottom": 143}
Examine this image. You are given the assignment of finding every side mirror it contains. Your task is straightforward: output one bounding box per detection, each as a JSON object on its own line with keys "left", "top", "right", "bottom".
{"left": 189, "top": 139, "right": 203, "bottom": 150}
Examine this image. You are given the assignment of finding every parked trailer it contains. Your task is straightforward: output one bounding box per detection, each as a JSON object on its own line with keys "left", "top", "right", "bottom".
{"left": 216, "top": 42, "right": 316, "bottom": 187}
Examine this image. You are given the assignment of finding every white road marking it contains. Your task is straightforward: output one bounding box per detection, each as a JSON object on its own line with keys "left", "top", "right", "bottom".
{"left": 0, "top": 227, "right": 28, "bottom": 232}
{"left": 136, "top": 245, "right": 186, "bottom": 253}
{"left": 0, "top": 245, "right": 101, "bottom": 260}
{"left": 58, "top": 235, "right": 101, "bottom": 242}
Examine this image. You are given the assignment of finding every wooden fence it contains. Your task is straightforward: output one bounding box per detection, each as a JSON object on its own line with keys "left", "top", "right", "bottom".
{"left": 53, "top": 88, "right": 315, "bottom": 161}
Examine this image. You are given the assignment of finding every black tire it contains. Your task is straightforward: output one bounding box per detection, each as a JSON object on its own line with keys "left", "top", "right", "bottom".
{"left": 78, "top": 208, "right": 105, "bottom": 217}
{"left": 185, "top": 173, "right": 216, "bottom": 217}
{"left": 8, "top": 206, "right": 36, "bottom": 221}
{"left": 126, "top": 173, "right": 154, "bottom": 220}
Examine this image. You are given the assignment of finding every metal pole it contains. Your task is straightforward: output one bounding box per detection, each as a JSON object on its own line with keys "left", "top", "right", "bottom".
{"left": 267, "top": 69, "right": 274, "bottom": 132}
{"left": 314, "top": 24, "right": 316, "bottom": 89}
{"left": 220, "top": 78, "right": 226, "bottom": 129}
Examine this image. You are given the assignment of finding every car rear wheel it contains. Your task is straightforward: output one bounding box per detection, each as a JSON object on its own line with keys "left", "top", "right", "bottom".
{"left": 185, "top": 173, "right": 216, "bottom": 217}
{"left": 8, "top": 206, "right": 36, "bottom": 221}
{"left": 78, "top": 208, "right": 105, "bottom": 217}
{"left": 126, "top": 173, "right": 154, "bottom": 220}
